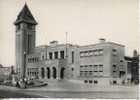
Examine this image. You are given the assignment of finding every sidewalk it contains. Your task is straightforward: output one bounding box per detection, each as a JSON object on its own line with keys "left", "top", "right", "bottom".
{"left": 24, "top": 80, "right": 139, "bottom": 93}
{"left": 0, "top": 80, "right": 139, "bottom": 92}
{"left": 0, "top": 82, "right": 138, "bottom": 99}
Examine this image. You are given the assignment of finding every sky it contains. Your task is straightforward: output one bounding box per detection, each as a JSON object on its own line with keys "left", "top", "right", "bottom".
{"left": 0, "top": 0, "right": 139, "bottom": 66}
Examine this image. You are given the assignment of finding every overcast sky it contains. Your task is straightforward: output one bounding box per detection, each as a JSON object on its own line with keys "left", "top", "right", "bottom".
{"left": 0, "top": 0, "right": 139, "bottom": 66}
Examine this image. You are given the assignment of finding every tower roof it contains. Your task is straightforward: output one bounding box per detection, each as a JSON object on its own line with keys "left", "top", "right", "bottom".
{"left": 14, "top": 4, "right": 37, "bottom": 25}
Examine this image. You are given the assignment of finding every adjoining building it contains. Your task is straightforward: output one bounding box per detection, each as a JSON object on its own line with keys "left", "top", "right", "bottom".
{"left": 125, "top": 50, "right": 139, "bottom": 84}
{"left": 14, "top": 4, "right": 138, "bottom": 85}
{"left": 0, "top": 65, "right": 14, "bottom": 82}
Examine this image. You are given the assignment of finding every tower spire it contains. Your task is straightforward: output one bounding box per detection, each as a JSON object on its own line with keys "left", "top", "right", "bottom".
{"left": 14, "top": 3, "right": 37, "bottom": 25}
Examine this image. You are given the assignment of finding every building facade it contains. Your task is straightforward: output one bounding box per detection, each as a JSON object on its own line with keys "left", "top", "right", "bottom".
{"left": 0, "top": 65, "right": 14, "bottom": 81}
{"left": 125, "top": 50, "right": 139, "bottom": 84}
{"left": 15, "top": 4, "right": 137, "bottom": 85}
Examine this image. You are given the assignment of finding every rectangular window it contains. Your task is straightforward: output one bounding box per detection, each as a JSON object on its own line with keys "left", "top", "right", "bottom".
{"left": 99, "top": 65, "right": 103, "bottom": 72}
{"left": 113, "top": 70, "right": 116, "bottom": 72}
{"left": 49, "top": 52, "right": 53, "bottom": 59}
{"left": 89, "top": 71, "right": 93, "bottom": 76}
{"left": 54, "top": 51, "right": 58, "bottom": 59}
{"left": 94, "top": 80, "right": 98, "bottom": 84}
{"left": 89, "top": 50, "right": 94, "bottom": 56}
{"left": 60, "top": 51, "right": 64, "bottom": 59}
{"left": 94, "top": 65, "right": 98, "bottom": 72}
{"left": 80, "top": 65, "right": 83, "bottom": 68}
{"left": 113, "top": 65, "right": 117, "bottom": 71}
{"left": 112, "top": 49, "right": 117, "bottom": 56}
{"left": 94, "top": 50, "right": 99, "bottom": 56}
{"left": 80, "top": 71, "right": 83, "bottom": 76}
{"left": 85, "top": 71, "right": 88, "bottom": 76}
{"left": 99, "top": 49, "right": 103, "bottom": 55}
{"left": 72, "top": 51, "right": 74, "bottom": 63}
{"left": 84, "top": 51, "right": 89, "bottom": 56}
{"left": 80, "top": 51, "right": 84, "bottom": 57}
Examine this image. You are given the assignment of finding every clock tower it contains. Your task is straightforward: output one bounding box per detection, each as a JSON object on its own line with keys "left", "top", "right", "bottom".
{"left": 14, "top": 4, "right": 37, "bottom": 78}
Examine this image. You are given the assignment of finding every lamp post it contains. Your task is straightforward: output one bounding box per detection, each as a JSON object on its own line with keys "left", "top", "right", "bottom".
{"left": 23, "top": 51, "right": 26, "bottom": 79}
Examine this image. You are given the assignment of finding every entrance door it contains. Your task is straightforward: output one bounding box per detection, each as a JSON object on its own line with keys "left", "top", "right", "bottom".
{"left": 60, "top": 67, "right": 65, "bottom": 79}
{"left": 41, "top": 67, "right": 45, "bottom": 79}
{"left": 46, "top": 67, "right": 50, "bottom": 79}
{"left": 52, "top": 67, "right": 57, "bottom": 79}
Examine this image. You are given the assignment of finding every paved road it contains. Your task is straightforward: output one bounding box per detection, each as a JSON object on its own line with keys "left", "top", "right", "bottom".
{"left": 0, "top": 88, "right": 43, "bottom": 98}
{"left": 0, "top": 85, "right": 138, "bottom": 99}
{"left": 23, "top": 90, "right": 138, "bottom": 99}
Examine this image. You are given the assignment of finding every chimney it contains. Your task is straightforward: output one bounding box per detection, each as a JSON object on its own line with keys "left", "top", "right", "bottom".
{"left": 133, "top": 50, "right": 138, "bottom": 57}
{"left": 99, "top": 38, "right": 106, "bottom": 43}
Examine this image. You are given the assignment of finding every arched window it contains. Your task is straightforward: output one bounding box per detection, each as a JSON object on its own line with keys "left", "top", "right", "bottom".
{"left": 60, "top": 67, "right": 65, "bottom": 79}
{"left": 46, "top": 67, "right": 50, "bottom": 79}
{"left": 41, "top": 67, "right": 45, "bottom": 79}
{"left": 52, "top": 67, "right": 57, "bottom": 79}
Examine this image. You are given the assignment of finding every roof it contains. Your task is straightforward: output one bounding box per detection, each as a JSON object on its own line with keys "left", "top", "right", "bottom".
{"left": 80, "top": 41, "right": 125, "bottom": 48}
{"left": 124, "top": 56, "right": 133, "bottom": 61}
{"left": 14, "top": 4, "right": 37, "bottom": 25}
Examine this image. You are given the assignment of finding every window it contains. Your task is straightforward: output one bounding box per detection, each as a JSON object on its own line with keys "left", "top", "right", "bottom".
{"left": 80, "top": 52, "right": 84, "bottom": 57}
{"left": 94, "top": 80, "right": 98, "bottom": 84}
{"left": 84, "top": 51, "right": 88, "bottom": 57}
{"left": 94, "top": 50, "right": 99, "bottom": 56}
{"left": 99, "top": 65, "right": 103, "bottom": 72}
{"left": 112, "top": 49, "right": 117, "bottom": 56}
{"left": 72, "top": 51, "right": 74, "bottom": 63}
{"left": 85, "top": 71, "right": 88, "bottom": 76}
{"left": 113, "top": 80, "right": 117, "bottom": 84}
{"left": 80, "top": 49, "right": 104, "bottom": 57}
{"left": 54, "top": 51, "right": 58, "bottom": 59}
{"left": 60, "top": 51, "right": 64, "bottom": 59}
{"left": 89, "top": 71, "right": 93, "bottom": 75}
{"left": 113, "top": 65, "right": 116, "bottom": 69}
{"left": 112, "top": 49, "right": 117, "bottom": 52}
{"left": 119, "top": 71, "right": 125, "bottom": 78}
{"left": 89, "top": 50, "right": 94, "bottom": 56}
{"left": 89, "top": 65, "right": 92, "bottom": 68}
{"left": 84, "top": 80, "right": 88, "bottom": 83}
{"left": 113, "top": 65, "right": 117, "bottom": 73}
{"left": 49, "top": 52, "right": 53, "bottom": 59}
{"left": 80, "top": 71, "right": 83, "bottom": 76}
{"left": 72, "top": 68, "right": 74, "bottom": 71}
{"left": 94, "top": 65, "right": 98, "bottom": 72}
{"left": 98, "top": 49, "right": 103, "bottom": 55}
{"left": 113, "top": 70, "right": 116, "bottom": 72}
{"left": 85, "top": 65, "right": 88, "bottom": 68}
{"left": 89, "top": 80, "right": 93, "bottom": 83}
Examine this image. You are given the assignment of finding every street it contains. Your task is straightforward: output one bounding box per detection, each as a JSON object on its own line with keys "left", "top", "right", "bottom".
{"left": 0, "top": 84, "right": 138, "bottom": 99}
{"left": 0, "top": 89, "right": 43, "bottom": 98}
{"left": 23, "top": 90, "right": 138, "bottom": 99}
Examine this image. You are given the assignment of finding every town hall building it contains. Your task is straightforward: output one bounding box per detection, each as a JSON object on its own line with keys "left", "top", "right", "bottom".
{"left": 14, "top": 4, "right": 132, "bottom": 85}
